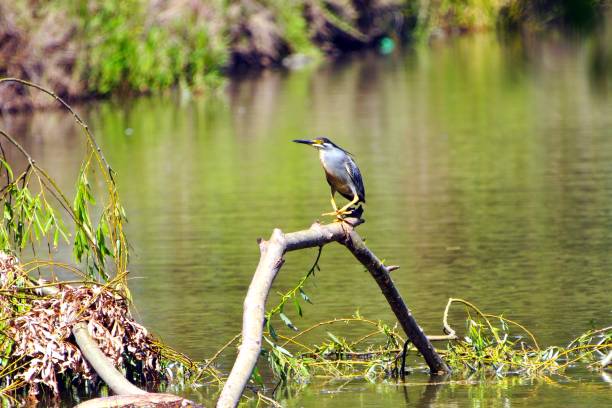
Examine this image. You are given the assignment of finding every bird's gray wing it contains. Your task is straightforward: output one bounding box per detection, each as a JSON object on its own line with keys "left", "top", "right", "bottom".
{"left": 345, "top": 157, "right": 365, "bottom": 203}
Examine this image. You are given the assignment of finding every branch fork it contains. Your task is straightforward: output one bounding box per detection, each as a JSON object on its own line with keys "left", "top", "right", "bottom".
{"left": 217, "top": 218, "right": 450, "bottom": 408}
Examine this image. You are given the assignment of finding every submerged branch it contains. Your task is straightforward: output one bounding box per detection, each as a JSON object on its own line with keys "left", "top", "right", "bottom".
{"left": 216, "top": 218, "right": 449, "bottom": 408}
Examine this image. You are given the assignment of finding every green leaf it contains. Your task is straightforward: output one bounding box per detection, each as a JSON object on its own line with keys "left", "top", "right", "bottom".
{"left": 279, "top": 312, "right": 298, "bottom": 331}
{"left": 293, "top": 297, "right": 302, "bottom": 317}
{"left": 3, "top": 202, "right": 12, "bottom": 221}
{"left": 268, "top": 340, "right": 293, "bottom": 357}
{"left": 299, "top": 288, "right": 312, "bottom": 304}
{"left": 0, "top": 158, "right": 14, "bottom": 180}
{"left": 250, "top": 366, "right": 264, "bottom": 387}
{"left": 43, "top": 215, "right": 53, "bottom": 233}
{"left": 33, "top": 210, "right": 44, "bottom": 239}
{"left": 267, "top": 320, "right": 278, "bottom": 341}
{"left": 327, "top": 332, "right": 342, "bottom": 345}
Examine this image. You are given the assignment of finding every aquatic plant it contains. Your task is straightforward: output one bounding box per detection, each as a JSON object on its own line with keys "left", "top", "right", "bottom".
{"left": 203, "top": 259, "right": 611, "bottom": 406}
{"left": 443, "top": 298, "right": 611, "bottom": 375}
{"left": 259, "top": 295, "right": 611, "bottom": 382}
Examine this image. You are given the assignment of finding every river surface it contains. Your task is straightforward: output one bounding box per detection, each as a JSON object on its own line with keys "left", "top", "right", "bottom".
{"left": 2, "top": 33, "right": 611, "bottom": 406}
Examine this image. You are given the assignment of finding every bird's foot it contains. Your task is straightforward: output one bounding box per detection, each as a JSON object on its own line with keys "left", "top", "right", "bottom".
{"left": 322, "top": 206, "right": 362, "bottom": 221}
{"left": 322, "top": 209, "right": 352, "bottom": 216}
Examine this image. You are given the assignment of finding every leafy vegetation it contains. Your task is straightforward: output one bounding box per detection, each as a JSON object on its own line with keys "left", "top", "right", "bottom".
{"left": 1, "top": 0, "right": 606, "bottom": 109}
{"left": 499, "top": 0, "right": 607, "bottom": 31}
{"left": 0, "top": 79, "right": 610, "bottom": 406}
{"left": 259, "top": 290, "right": 610, "bottom": 388}
{"left": 76, "top": 0, "right": 227, "bottom": 94}
{"left": 0, "top": 79, "right": 127, "bottom": 282}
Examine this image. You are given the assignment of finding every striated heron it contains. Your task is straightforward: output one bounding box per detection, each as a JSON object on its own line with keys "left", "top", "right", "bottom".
{"left": 293, "top": 137, "right": 365, "bottom": 219}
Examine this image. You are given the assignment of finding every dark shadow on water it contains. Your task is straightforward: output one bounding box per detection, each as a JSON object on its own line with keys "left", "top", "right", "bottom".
{"left": 398, "top": 374, "right": 450, "bottom": 407}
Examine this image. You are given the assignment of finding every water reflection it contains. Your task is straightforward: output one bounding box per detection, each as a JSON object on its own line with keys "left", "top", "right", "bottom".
{"left": 287, "top": 372, "right": 612, "bottom": 407}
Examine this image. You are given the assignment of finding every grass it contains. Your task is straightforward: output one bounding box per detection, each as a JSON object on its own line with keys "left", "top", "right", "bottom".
{"left": 77, "top": 0, "right": 227, "bottom": 94}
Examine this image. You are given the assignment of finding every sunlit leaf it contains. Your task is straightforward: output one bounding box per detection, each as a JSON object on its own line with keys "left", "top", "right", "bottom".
{"left": 250, "top": 366, "right": 264, "bottom": 387}
{"left": 293, "top": 298, "right": 302, "bottom": 317}
{"left": 0, "top": 158, "right": 14, "bottom": 180}
{"left": 299, "top": 288, "right": 312, "bottom": 304}
{"left": 279, "top": 313, "right": 298, "bottom": 331}
{"left": 327, "top": 332, "right": 342, "bottom": 345}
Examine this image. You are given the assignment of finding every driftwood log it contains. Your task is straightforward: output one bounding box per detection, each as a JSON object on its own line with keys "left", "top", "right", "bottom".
{"left": 75, "top": 393, "right": 201, "bottom": 408}
{"left": 217, "top": 218, "right": 450, "bottom": 408}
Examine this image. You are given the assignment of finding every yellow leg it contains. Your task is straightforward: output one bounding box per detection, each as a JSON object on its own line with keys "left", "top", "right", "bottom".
{"left": 330, "top": 194, "right": 338, "bottom": 212}
{"left": 322, "top": 191, "right": 339, "bottom": 216}
{"left": 322, "top": 193, "right": 360, "bottom": 219}
{"left": 337, "top": 193, "right": 360, "bottom": 215}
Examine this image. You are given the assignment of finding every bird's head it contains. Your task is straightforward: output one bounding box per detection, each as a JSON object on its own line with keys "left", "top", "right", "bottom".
{"left": 292, "top": 137, "right": 336, "bottom": 151}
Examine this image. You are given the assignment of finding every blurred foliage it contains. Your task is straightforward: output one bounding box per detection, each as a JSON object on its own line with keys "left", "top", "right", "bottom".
{"left": 75, "top": 0, "right": 227, "bottom": 94}
{"left": 414, "top": 0, "right": 505, "bottom": 37}
{"left": 499, "top": 0, "right": 607, "bottom": 31}
{"left": 0, "top": 0, "right": 607, "bottom": 103}
{"left": 266, "top": 0, "right": 319, "bottom": 56}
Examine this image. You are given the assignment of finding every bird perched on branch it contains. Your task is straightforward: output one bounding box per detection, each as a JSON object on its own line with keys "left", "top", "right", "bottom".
{"left": 293, "top": 137, "right": 365, "bottom": 219}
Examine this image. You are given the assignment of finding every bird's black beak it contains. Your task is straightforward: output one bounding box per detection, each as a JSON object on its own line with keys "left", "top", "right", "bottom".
{"left": 293, "top": 139, "right": 314, "bottom": 145}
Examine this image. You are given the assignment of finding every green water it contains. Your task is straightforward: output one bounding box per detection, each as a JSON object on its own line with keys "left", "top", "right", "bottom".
{"left": 3, "top": 33, "right": 611, "bottom": 406}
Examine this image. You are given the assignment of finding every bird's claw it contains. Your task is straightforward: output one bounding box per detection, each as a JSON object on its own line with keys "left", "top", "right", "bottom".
{"left": 321, "top": 209, "right": 354, "bottom": 219}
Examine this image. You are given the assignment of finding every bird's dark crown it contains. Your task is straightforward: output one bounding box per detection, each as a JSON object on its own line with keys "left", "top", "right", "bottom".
{"left": 293, "top": 137, "right": 353, "bottom": 155}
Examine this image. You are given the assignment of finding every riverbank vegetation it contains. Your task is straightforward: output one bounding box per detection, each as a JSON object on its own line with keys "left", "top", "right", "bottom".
{"left": 0, "top": 79, "right": 200, "bottom": 405}
{"left": 0, "top": 0, "right": 608, "bottom": 111}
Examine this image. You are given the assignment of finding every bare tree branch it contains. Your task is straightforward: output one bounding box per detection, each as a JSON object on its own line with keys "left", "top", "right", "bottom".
{"left": 216, "top": 218, "right": 449, "bottom": 408}
{"left": 74, "top": 393, "right": 201, "bottom": 408}
{"left": 72, "top": 322, "right": 146, "bottom": 396}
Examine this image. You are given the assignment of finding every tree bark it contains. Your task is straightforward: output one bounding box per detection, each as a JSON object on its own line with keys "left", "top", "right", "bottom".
{"left": 74, "top": 393, "right": 201, "bottom": 408}
{"left": 342, "top": 230, "right": 448, "bottom": 375}
{"left": 216, "top": 218, "right": 449, "bottom": 408}
{"left": 72, "top": 322, "right": 147, "bottom": 396}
